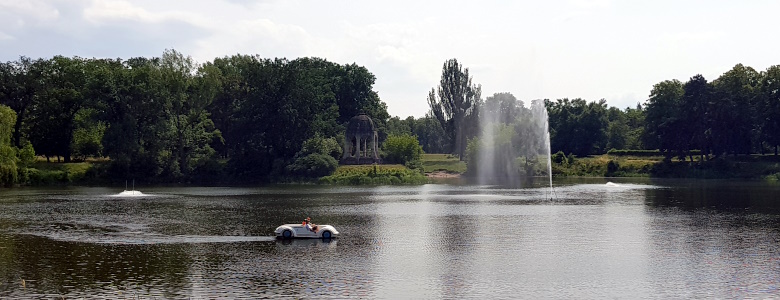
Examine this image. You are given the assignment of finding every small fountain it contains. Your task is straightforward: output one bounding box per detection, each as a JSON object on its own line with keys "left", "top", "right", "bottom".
{"left": 113, "top": 180, "right": 147, "bottom": 197}
{"left": 474, "top": 94, "right": 553, "bottom": 194}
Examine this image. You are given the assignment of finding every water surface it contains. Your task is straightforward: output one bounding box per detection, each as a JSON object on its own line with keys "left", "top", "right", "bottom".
{"left": 1, "top": 179, "right": 779, "bottom": 298}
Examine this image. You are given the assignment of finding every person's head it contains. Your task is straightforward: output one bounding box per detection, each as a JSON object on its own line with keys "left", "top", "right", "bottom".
{"left": 306, "top": 217, "right": 311, "bottom": 222}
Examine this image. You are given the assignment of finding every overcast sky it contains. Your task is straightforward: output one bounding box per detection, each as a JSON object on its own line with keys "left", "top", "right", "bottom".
{"left": 2, "top": 0, "right": 779, "bottom": 118}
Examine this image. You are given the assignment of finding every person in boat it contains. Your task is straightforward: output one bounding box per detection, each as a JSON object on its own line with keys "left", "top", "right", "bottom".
{"left": 304, "top": 217, "right": 319, "bottom": 233}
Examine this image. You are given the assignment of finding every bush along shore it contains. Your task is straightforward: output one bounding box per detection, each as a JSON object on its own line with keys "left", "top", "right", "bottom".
{"left": 6, "top": 152, "right": 780, "bottom": 188}
{"left": 320, "top": 165, "right": 428, "bottom": 185}
{"left": 551, "top": 152, "right": 780, "bottom": 180}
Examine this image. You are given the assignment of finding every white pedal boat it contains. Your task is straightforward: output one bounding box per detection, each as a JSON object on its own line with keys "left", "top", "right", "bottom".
{"left": 275, "top": 224, "right": 339, "bottom": 239}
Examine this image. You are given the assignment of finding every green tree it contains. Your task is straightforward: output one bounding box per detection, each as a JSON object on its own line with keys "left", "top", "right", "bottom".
{"left": 546, "top": 98, "right": 609, "bottom": 156}
{"left": 709, "top": 64, "right": 760, "bottom": 156}
{"left": 0, "top": 57, "right": 47, "bottom": 149}
{"left": 681, "top": 74, "right": 710, "bottom": 160}
{"left": 382, "top": 134, "right": 423, "bottom": 166}
{"left": 386, "top": 116, "right": 414, "bottom": 136}
{"left": 204, "top": 54, "right": 258, "bottom": 159}
{"left": 331, "top": 63, "right": 389, "bottom": 128}
{"left": 411, "top": 114, "right": 447, "bottom": 153}
{"left": 624, "top": 103, "right": 645, "bottom": 150}
{"left": 71, "top": 108, "right": 106, "bottom": 160}
{"left": 759, "top": 65, "right": 780, "bottom": 155}
{"left": 0, "top": 104, "right": 19, "bottom": 185}
{"left": 297, "top": 135, "right": 342, "bottom": 160}
{"left": 26, "top": 56, "right": 90, "bottom": 162}
{"left": 606, "top": 106, "right": 628, "bottom": 150}
{"left": 101, "top": 56, "right": 175, "bottom": 178}
{"left": 160, "top": 49, "right": 221, "bottom": 177}
{"left": 483, "top": 92, "right": 523, "bottom": 125}
{"left": 285, "top": 135, "right": 342, "bottom": 178}
{"left": 427, "top": 58, "right": 482, "bottom": 160}
{"left": 643, "top": 80, "right": 684, "bottom": 159}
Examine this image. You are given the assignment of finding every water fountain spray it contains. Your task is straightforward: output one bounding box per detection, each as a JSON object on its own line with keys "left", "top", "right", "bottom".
{"left": 475, "top": 95, "right": 554, "bottom": 196}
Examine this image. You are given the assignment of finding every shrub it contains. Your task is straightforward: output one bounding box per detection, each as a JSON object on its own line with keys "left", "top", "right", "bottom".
{"left": 299, "top": 135, "right": 342, "bottom": 160}
{"left": 320, "top": 164, "right": 428, "bottom": 185}
{"left": 383, "top": 134, "right": 423, "bottom": 166}
{"left": 26, "top": 168, "right": 65, "bottom": 185}
{"left": 0, "top": 163, "right": 17, "bottom": 187}
{"left": 552, "top": 151, "right": 566, "bottom": 164}
{"left": 71, "top": 121, "right": 106, "bottom": 160}
{"left": 17, "top": 142, "right": 35, "bottom": 167}
{"left": 606, "top": 160, "right": 620, "bottom": 175}
{"left": 286, "top": 153, "right": 339, "bottom": 178}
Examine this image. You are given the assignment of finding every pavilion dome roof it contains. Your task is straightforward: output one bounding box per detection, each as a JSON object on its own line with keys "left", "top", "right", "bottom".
{"left": 346, "top": 113, "right": 376, "bottom": 136}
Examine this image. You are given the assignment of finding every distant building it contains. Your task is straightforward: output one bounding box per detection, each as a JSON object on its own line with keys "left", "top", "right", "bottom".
{"left": 341, "top": 113, "right": 381, "bottom": 164}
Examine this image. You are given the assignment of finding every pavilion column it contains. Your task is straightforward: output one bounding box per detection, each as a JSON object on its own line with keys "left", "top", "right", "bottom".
{"left": 343, "top": 136, "right": 351, "bottom": 159}
{"left": 372, "top": 133, "right": 379, "bottom": 159}
{"left": 362, "top": 137, "right": 367, "bottom": 158}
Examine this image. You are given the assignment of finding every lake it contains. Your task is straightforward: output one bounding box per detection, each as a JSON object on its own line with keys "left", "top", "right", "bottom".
{"left": 1, "top": 178, "right": 779, "bottom": 298}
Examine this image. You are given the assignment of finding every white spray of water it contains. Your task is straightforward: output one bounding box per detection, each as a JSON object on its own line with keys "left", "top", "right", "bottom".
{"left": 476, "top": 98, "right": 553, "bottom": 194}
{"left": 477, "top": 100, "right": 498, "bottom": 185}
{"left": 112, "top": 180, "right": 147, "bottom": 197}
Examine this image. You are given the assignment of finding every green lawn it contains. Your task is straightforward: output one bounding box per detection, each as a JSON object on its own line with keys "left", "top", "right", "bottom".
{"left": 421, "top": 153, "right": 467, "bottom": 174}
{"left": 25, "top": 159, "right": 104, "bottom": 184}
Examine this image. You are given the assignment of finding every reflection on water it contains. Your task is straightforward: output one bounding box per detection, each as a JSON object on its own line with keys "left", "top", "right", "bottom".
{"left": 0, "top": 180, "right": 779, "bottom": 298}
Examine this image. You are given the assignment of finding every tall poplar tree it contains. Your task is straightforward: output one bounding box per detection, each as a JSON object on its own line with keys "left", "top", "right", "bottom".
{"left": 427, "top": 58, "right": 481, "bottom": 160}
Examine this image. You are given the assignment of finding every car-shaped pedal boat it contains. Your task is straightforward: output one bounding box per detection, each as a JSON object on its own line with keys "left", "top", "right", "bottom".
{"left": 275, "top": 224, "right": 339, "bottom": 239}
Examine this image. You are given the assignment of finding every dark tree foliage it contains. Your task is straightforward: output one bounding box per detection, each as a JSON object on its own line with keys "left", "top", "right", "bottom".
{"left": 411, "top": 114, "right": 448, "bottom": 154}
{"left": 0, "top": 51, "right": 389, "bottom": 182}
{"left": 427, "top": 58, "right": 482, "bottom": 160}
{"left": 4, "top": 50, "right": 780, "bottom": 184}
{"left": 709, "top": 64, "right": 760, "bottom": 156}
{"left": 546, "top": 98, "right": 609, "bottom": 156}
{"left": 642, "top": 64, "right": 780, "bottom": 159}
{"left": 623, "top": 103, "right": 646, "bottom": 150}
{"left": 386, "top": 116, "right": 414, "bottom": 136}
{"left": 644, "top": 80, "right": 685, "bottom": 159}
{"left": 0, "top": 57, "right": 48, "bottom": 149}
{"left": 213, "top": 56, "right": 383, "bottom": 179}
{"left": 759, "top": 66, "right": 780, "bottom": 155}
{"left": 484, "top": 92, "right": 523, "bottom": 125}
{"left": 681, "top": 74, "right": 710, "bottom": 160}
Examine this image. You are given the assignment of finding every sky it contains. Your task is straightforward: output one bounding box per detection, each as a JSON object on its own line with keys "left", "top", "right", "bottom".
{"left": 2, "top": 0, "right": 779, "bottom": 118}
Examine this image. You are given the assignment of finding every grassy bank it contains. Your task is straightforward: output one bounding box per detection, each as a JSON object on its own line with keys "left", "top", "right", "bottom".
{"left": 421, "top": 154, "right": 466, "bottom": 174}
{"left": 420, "top": 152, "right": 780, "bottom": 181}
{"left": 21, "top": 160, "right": 102, "bottom": 185}
{"left": 320, "top": 164, "right": 428, "bottom": 185}
{"left": 16, "top": 154, "right": 780, "bottom": 187}
{"left": 553, "top": 154, "right": 780, "bottom": 180}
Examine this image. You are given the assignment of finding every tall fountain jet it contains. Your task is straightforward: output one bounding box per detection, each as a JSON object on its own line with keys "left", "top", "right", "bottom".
{"left": 475, "top": 95, "right": 552, "bottom": 192}
{"left": 532, "top": 101, "right": 554, "bottom": 197}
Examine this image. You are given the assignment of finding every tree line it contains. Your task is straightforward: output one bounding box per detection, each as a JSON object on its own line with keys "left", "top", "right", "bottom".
{"left": 392, "top": 60, "right": 779, "bottom": 162}
{"left": 644, "top": 64, "right": 780, "bottom": 159}
{"left": 2, "top": 52, "right": 779, "bottom": 185}
{"left": 0, "top": 50, "right": 390, "bottom": 183}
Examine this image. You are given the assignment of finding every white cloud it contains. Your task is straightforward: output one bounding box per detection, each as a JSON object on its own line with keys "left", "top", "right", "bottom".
{"left": 83, "top": 0, "right": 209, "bottom": 27}
{"left": 567, "top": 0, "right": 612, "bottom": 9}
{"left": 191, "top": 18, "right": 315, "bottom": 61}
{"left": 0, "top": 0, "right": 60, "bottom": 22}
{"left": 339, "top": 20, "right": 443, "bottom": 81}
{"left": 2, "top": 0, "right": 780, "bottom": 118}
{"left": 658, "top": 31, "right": 724, "bottom": 44}
{"left": 0, "top": 31, "right": 14, "bottom": 41}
